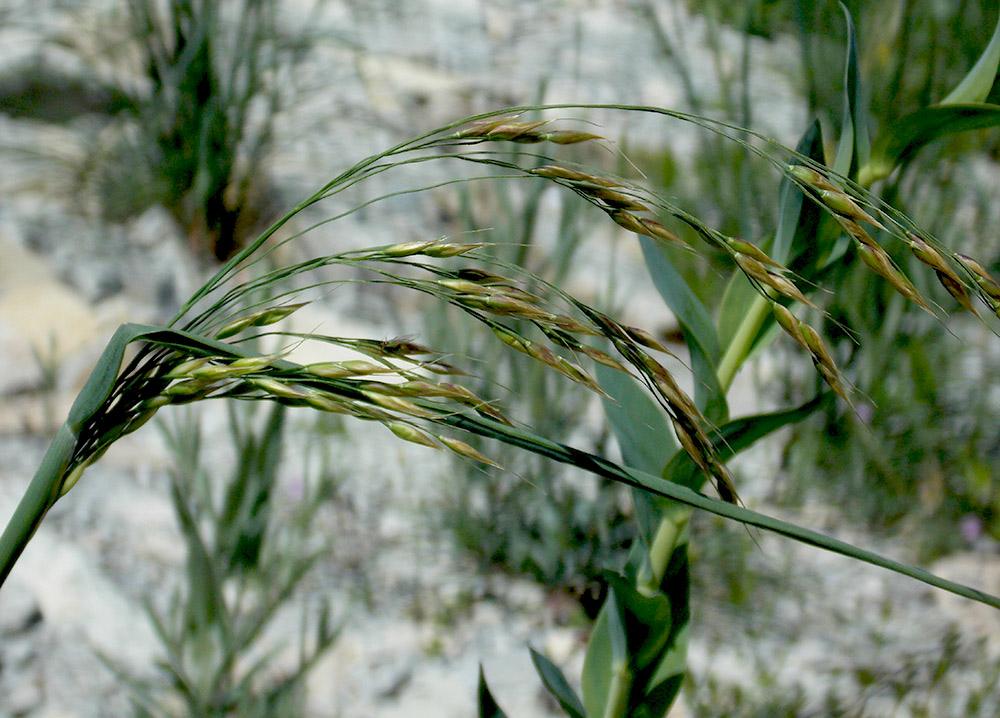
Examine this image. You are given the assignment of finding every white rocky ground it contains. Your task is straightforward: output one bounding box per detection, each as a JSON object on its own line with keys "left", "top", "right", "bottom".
{"left": 2, "top": 1, "right": 1000, "bottom": 717}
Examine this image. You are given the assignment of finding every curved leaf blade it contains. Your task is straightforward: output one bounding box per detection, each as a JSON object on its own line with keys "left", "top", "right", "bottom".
{"left": 529, "top": 648, "right": 587, "bottom": 718}
{"left": 833, "top": 2, "right": 869, "bottom": 179}
{"left": 864, "top": 103, "right": 1000, "bottom": 183}
{"left": 941, "top": 8, "right": 1000, "bottom": 105}
{"left": 478, "top": 666, "right": 509, "bottom": 718}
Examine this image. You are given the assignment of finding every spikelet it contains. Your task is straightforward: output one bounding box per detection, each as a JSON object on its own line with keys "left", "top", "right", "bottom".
{"left": 437, "top": 436, "right": 504, "bottom": 468}
{"left": 787, "top": 164, "right": 840, "bottom": 192}
{"left": 955, "top": 254, "right": 1000, "bottom": 301}
{"left": 818, "top": 189, "right": 887, "bottom": 231}
{"left": 905, "top": 233, "right": 978, "bottom": 314}
{"left": 771, "top": 302, "right": 806, "bottom": 348}
{"left": 854, "top": 242, "right": 933, "bottom": 312}
{"left": 388, "top": 422, "right": 440, "bottom": 449}
{"left": 726, "top": 238, "right": 785, "bottom": 268}
{"left": 214, "top": 304, "right": 305, "bottom": 339}
{"left": 788, "top": 164, "right": 887, "bottom": 230}
{"left": 733, "top": 253, "right": 817, "bottom": 308}
{"left": 637, "top": 219, "right": 692, "bottom": 249}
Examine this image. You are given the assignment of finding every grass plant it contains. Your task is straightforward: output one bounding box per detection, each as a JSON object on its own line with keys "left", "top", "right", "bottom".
{"left": 4, "top": 4, "right": 1000, "bottom": 714}
{"left": 101, "top": 402, "right": 340, "bottom": 717}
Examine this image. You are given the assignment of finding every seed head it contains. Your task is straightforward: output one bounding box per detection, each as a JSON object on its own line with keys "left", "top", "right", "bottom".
{"left": 249, "top": 377, "right": 311, "bottom": 401}
{"left": 421, "top": 242, "right": 484, "bottom": 258}
{"left": 164, "top": 356, "right": 214, "bottom": 379}
{"left": 361, "top": 391, "right": 438, "bottom": 419}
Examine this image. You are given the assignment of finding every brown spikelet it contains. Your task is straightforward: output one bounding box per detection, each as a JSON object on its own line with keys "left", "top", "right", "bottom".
{"left": 818, "top": 189, "right": 887, "bottom": 231}
{"left": 531, "top": 165, "right": 622, "bottom": 187}
{"left": 906, "top": 233, "right": 957, "bottom": 279}
{"left": 787, "top": 164, "right": 840, "bottom": 192}
{"left": 955, "top": 254, "right": 1000, "bottom": 301}
{"left": 709, "top": 460, "right": 740, "bottom": 505}
{"left": 671, "top": 416, "right": 712, "bottom": 477}
{"left": 837, "top": 217, "right": 880, "bottom": 249}
{"left": 579, "top": 345, "right": 629, "bottom": 371}
{"left": 609, "top": 210, "right": 648, "bottom": 235}
{"left": 539, "top": 130, "right": 604, "bottom": 144}
{"left": 855, "top": 242, "right": 933, "bottom": 312}
{"left": 454, "top": 115, "right": 521, "bottom": 138}
{"left": 771, "top": 302, "right": 807, "bottom": 348}
{"left": 437, "top": 436, "right": 503, "bottom": 468}
{"left": 485, "top": 120, "right": 550, "bottom": 142}
{"left": 726, "top": 238, "right": 784, "bottom": 268}
{"left": 733, "top": 253, "right": 817, "bottom": 308}
{"left": 936, "top": 271, "right": 980, "bottom": 315}
{"left": 585, "top": 187, "right": 649, "bottom": 212}
{"left": 638, "top": 219, "right": 691, "bottom": 249}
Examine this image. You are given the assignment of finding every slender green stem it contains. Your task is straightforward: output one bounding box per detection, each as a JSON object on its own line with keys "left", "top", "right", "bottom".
{"left": 639, "top": 508, "right": 691, "bottom": 596}
{"left": 717, "top": 293, "right": 770, "bottom": 392}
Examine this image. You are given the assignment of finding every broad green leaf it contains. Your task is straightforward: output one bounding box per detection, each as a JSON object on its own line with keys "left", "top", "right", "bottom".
{"left": 863, "top": 104, "right": 1000, "bottom": 184}
{"left": 941, "top": 8, "right": 1000, "bottom": 105}
{"left": 478, "top": 666, "right": 509, "bottom": 718}
{"left": 833, "top": 2, "right": 869, "bottom": 179}
{"left": 595, "top": 364, "right": 678, "bottom": 548}
{"left": 596, "top": 365, "right": 675, "bottom": 476}
{"left": 638, "top": 236, "right": 727, "bottom": 423}
{"left": 582, "top": 607, "right": 612, "bottom": 718}
{"left": 529, "top": 648, "right": 587, "bottom": 718}
{"left": 605, "top": 573, "right": 673, "bottom": 671}
{"left": 635, "top": 674, "right": 684, "bottom": 717}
